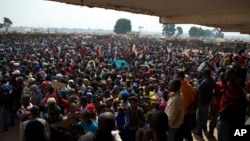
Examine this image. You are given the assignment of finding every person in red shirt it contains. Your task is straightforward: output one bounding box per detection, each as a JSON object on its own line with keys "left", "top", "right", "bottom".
{"left": 208, "top": 72, "right": 226, "bottom": 137}
{"left": 42, "top": 85, "right": 59, "bottom": 105}
{"left": 238, "top": 49, "right": 247, "bottom": 65}
{"left": 218, "top": 68, "right": 247, "bottom": 141}
{"left": 17, "top": 94, "right": 33, "bottom": 123}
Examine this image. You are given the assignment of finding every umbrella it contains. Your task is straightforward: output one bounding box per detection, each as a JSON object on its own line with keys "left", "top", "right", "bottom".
{"left": 115, "top": 60, "right": 129, "bottom": 68}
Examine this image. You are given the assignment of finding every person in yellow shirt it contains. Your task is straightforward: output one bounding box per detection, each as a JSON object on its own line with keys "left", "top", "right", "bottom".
{"left": 142, "top": 85, "right": 157, "bottom": 109}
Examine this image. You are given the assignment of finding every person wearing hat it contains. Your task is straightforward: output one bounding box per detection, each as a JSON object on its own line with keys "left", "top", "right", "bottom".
{"left": 67, "top": 79, "right": 75, "bottom": 91}
{"left": 86, "top": 91, "right": 93, "bottom": 103}
{"left": 0, "top": 78, "right": 14, "bottom": 133}
{"left": 40, "top": 80, "right": 50, "bottom": 95}
{"left": 104, "top": 97, "right": 114, "bottom": 110}
{"left": 132, "top": 82, "right": 140, "bottom": 94}
{"left": 13, "top": 62, "right": 20, "bottom": 70}
{"left": 119, "top": 90, "right": 130, "bottom": 110}
{"left": 12, "top": 69, "right": 21, "bottom": 75}
{"left": 127, "top": 95, "right": 146, "bottom": 141}
{"left": 115, "top": 104, "right": 127, "bottom": 141}
{"left": 43, "top": 97, "right": 63, "bottom": 126}
{"left": 29, "top": 79, "right": 43, "bottom": 106}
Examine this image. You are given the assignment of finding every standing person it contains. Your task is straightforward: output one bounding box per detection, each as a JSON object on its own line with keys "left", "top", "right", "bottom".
{"left": 20, "top": 105, "right": 50, "bottom": 141}
{"left": 194, "top": 69, "right": 216, "bottom": 138}
{"left": 94, "top": 112, "right": 122, "bottom": 141}
{"left": 0, "top": 78, "right": 14, "bottom": 133}
{"left": 17, "top": 94, "right": 33, "bottom": 123}
{"left": 165, "top": 79, "right": 184, "bottom": 141}
{"left": 150, "top": 111, "right": 169, "bottom": 141}
{"left": 127, "top": 96, "right": 146, "bottom": 141}
{"left": 158, "top": 90, "right": 169, "bottom": 112}
{"left": 177, "top": 71, "right": 196, "bottom": 141}
{"left": 217, "top": 69, "right": 247, "bottom": 141}
{"left": 142, "top": 111, "right": 169, "bottom": 141}
{"left": 29, "top": 78, "right": 43, "bottom": 106}
{"left": 42, "top": 85, "right": 59, "bottom": 105}
{"left": 208, "top": 72, "right": 226, "bottom": 138}
{"left": 80, "top": 109, "right": 98, "bottom": 133}
{"left": 115, "top": 105, "right": 127, "bottom": 141}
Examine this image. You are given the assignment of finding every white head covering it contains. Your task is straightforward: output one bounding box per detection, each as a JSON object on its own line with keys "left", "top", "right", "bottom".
{"left": 12, "top": 70, "right": 20, "bottom": 75}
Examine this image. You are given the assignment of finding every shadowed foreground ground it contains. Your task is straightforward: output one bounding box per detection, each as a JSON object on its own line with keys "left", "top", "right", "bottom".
{"left": 0, "top": 122, "right": 217, "bottom": 141}
{"left": 0, "top": 124, "right": 19, "bottom": 141}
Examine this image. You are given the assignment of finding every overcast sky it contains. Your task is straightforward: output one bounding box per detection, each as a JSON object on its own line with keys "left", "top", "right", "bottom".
{"left": 0, "top": 0, "right": 211, "bottom": 32}
{"left": 0, "top": 0, "right": 249, "bottom": 37}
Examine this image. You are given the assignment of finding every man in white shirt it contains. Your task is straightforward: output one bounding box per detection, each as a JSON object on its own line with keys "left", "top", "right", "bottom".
{"left": 20, "top": 105, "right": 50, "bottom": 141}
{"left": 165, "top": 79, "right": 184, "bottom": 141}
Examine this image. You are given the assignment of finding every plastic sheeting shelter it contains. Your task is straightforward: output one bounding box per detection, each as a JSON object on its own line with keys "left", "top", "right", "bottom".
{"left": 115, "top": 60, "right": 130, "bottom": 68}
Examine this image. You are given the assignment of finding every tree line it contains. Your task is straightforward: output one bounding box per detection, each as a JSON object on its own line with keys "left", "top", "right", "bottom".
{"left": 114, "top": 18, "right": 224, "bottom": 39}
{"left": 0, "top": 17, "right": 13, "bottom": 32}
{"left": 1, "top": 17, "right": 224, "bottom": 39}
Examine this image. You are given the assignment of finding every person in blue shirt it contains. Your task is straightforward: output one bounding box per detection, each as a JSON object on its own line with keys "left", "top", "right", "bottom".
{"left": 115, "top": 105, "right": 128, "bottom": 141}
{"left": 80, "top": 109, "right": 98, "bottom": 133}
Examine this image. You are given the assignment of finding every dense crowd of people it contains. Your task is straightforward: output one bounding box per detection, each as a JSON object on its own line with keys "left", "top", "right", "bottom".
{"left": 0, "top": 33, "right": 250, "bottom": 141}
